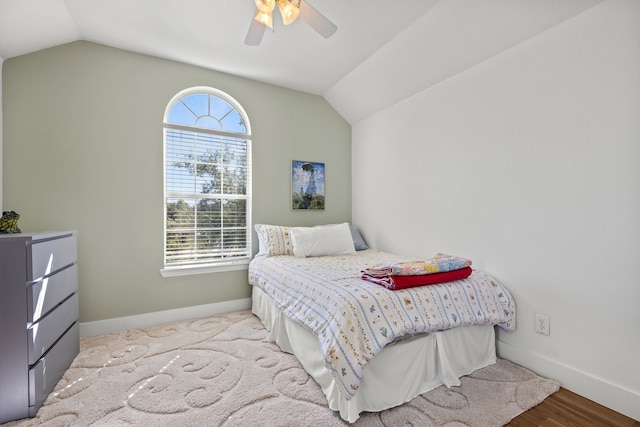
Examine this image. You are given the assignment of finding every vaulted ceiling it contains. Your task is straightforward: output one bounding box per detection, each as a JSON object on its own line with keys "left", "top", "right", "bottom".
{"left": 0, "top": 0, "right": 603, "bottom": 123}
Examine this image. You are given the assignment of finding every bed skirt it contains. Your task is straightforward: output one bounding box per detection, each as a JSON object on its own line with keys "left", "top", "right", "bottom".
{"left": 251, "top": 286, "right": 497, "bottom": 423}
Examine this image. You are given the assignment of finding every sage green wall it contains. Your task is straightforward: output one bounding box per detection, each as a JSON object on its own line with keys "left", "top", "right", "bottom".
{"left": 2, "top": 41, "right": 351, "bottom": 323}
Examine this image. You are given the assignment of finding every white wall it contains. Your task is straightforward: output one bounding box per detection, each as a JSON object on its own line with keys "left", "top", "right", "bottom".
{"left": 352, "top": 0, "right": 639, "bottom": 420}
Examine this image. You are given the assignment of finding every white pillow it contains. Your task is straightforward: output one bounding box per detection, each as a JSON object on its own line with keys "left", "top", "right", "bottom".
{"left": 290, "top": 223, "right": 356, "bottom": 258}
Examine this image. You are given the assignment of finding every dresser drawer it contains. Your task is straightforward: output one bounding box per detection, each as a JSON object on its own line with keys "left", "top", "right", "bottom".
{"left": 28, "top": 322, "right": 79, "bottom": 415}
{"left": 28, "top": 234, "right": 77, "bottom": 281}
{"left": 28, "top": 293, "right": 79, "bottom": 365}
{"left": 27, "top": 264, "right": 78, "bottom": 324}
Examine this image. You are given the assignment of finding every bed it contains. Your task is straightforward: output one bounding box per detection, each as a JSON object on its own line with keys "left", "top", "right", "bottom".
{"left": 249, "top": 223, "right": 516, "bottom": 423}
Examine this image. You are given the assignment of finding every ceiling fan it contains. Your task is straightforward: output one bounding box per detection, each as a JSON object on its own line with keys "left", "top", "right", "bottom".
{"left": 245, "top": 0, "right": 337, "bottom": 46}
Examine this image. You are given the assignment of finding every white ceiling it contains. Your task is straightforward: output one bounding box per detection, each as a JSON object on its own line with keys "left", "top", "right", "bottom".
{"left": 0, "top": 0, "right": 604, "bottom": 123}
{"left": 0, "top": 0, "right": 439, "bottom": 94}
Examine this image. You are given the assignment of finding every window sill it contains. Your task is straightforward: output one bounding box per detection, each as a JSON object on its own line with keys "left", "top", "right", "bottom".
{"left": 160, "top": 260, "right": 249, "bottom": 277}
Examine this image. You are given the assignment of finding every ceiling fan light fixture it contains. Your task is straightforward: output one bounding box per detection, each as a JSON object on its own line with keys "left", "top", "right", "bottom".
{"left": 254, "top": 9, "right": 273, "bottom": 29}
{"left": 277, "top": 0, "right": 301, "bottom": 25}
{"left": 255, "top": 0, "right": 276, "bottom": 13}
{"left": 245, "top": 0, "right": 336, "bottom": 46}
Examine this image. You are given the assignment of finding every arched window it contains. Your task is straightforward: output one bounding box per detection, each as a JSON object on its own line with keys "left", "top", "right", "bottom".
{"left": 161, "top": 87, "right": 251, "bottom": 275}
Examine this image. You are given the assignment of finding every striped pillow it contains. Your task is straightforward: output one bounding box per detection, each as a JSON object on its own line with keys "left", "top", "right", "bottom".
{"left": 254, "top": 224, "right": 293, "bottom": 257}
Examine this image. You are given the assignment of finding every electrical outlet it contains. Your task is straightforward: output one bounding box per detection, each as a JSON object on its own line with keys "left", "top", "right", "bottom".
{"left": 535, "top": 314, "right": 550, "bottom": 335}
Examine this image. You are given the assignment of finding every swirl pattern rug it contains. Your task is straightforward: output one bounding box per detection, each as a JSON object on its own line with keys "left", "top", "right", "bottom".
{"left": 4, "top": 310, "right": 558, "bottom": 427}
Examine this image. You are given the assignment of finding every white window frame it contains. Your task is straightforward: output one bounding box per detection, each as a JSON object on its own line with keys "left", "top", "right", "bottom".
{"left": 160, "top": 87, "right": 252, "bottom": 277}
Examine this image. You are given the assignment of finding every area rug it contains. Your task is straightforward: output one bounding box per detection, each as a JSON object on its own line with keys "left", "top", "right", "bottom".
{"left": 4, "top": 310, "right": 559, "bottom": 426}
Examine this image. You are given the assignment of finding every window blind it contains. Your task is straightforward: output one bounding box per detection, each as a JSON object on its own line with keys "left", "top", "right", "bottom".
{"left": 163, "top": 89, "right": 251, "bottom": 270}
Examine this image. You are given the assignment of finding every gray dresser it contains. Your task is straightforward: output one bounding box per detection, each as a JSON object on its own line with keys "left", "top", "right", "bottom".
{"left": 0, "top": 231, "right": 79, "bottom": 423}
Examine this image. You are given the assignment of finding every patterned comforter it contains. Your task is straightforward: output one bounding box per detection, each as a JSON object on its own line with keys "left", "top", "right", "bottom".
{"left": 248, "top": 250, "right": 516, "bottom": 401}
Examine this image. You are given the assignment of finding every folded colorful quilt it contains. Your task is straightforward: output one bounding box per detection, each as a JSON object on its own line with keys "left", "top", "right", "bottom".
{"left": 249, "top": 250, "right": 516, "bottom": 402}
{"left": 362, "top": 266, "right": 473, "bottom": 290}
{"left": 363, "top": 253, "right": 472, "bottom": 277}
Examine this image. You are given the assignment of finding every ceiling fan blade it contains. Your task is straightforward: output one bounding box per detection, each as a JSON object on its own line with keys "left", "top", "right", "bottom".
{"left": 299, "top": 1, "right": 337, "bottom": 38}
{"left": 245, "top": 14, "right": 267, "bottom": 46}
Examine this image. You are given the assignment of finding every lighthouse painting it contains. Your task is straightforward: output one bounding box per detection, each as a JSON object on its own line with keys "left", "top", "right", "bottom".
{"left": 292, "top": 160, "right": 325, "bottom": 210}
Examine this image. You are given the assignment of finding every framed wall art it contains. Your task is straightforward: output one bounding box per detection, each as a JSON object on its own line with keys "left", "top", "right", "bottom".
{"left": 291, "top": 160, "right": 325, "bottom": 210}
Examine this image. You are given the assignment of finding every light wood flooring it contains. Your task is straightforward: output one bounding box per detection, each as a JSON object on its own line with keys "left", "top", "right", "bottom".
{"left": 507, "top": 388, "right": 639, "bottom": 426}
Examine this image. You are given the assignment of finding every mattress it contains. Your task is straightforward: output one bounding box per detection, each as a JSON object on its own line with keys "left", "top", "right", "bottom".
{"left": 253, "top": 286, "right": 497, "bottom": 423}
{"left": 248, "top": 250, "right": 516, "bottom": 422}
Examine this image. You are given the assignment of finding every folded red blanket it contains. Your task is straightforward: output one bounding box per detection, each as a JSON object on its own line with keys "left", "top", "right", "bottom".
{"left": 362, "top": 267, "right": 473, "bottom": 290}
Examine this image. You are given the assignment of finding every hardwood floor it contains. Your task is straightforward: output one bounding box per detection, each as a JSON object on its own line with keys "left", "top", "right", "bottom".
{"left": 507, "top": 388, "right": 640, "bottom": 427}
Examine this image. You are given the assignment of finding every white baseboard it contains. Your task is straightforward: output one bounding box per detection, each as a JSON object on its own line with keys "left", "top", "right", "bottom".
{"left": 79, "top": 298, "right": 252, "bottom": 339}
{"left": 497, "top": 339, "right": 640, "bottom": 422}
